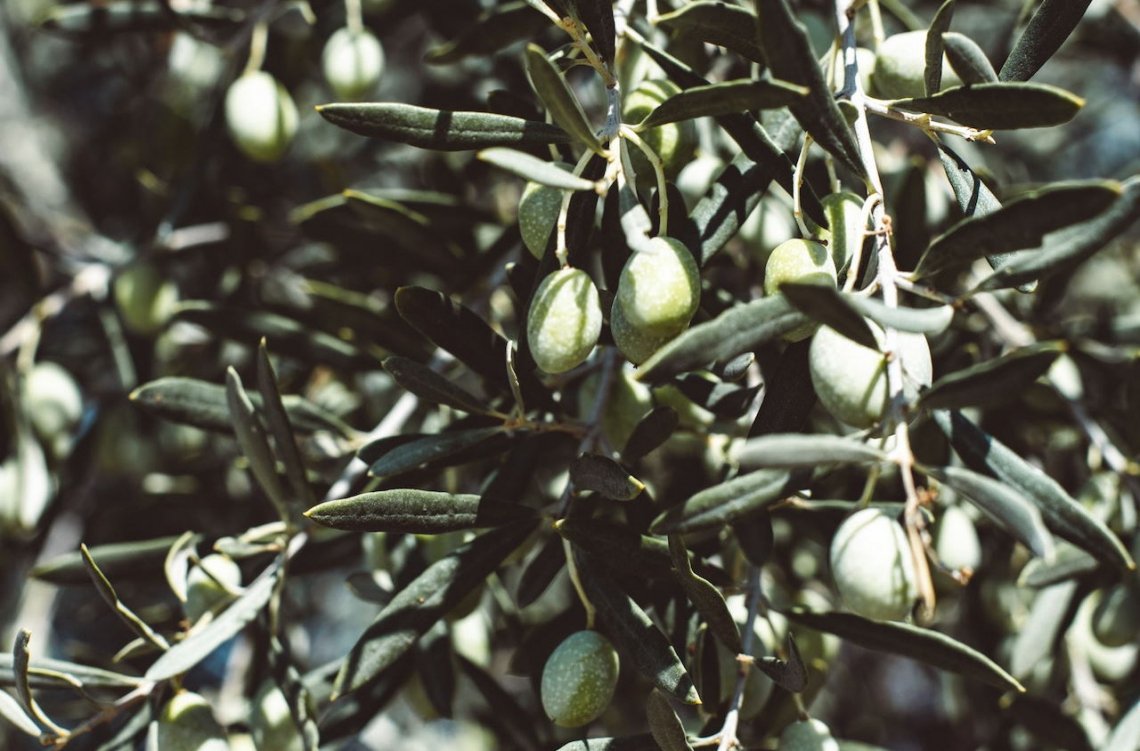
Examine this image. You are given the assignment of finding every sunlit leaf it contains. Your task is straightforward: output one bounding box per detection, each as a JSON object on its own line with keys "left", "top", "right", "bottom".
{"left": 478, "top": 148, "right": 596, "bottom": 190}
{"left": 919, "top": 342, "right": 1063, "bottom": 409}
{"left": 925, "top": 0, "right": 956, "bottom": 96}
{"left": 636, "top": 79, "right": 806, "bottom": 130}
{"left": 305, "top": 489, "right": 534, "bottom": 533}
{"left": 524, "top": 44, "right": 603, "bottom": 154}
{"left": 892, "top": 82, "right": 1084, "bottom": 130}
{"left": 732, "top": 433, "right": 885, "bottom": 469}
{"left": 317, "top": 103, "right": 571, "bottom": 150}
{"left": 651, "top": 469, "right": 801, "bottom": 534}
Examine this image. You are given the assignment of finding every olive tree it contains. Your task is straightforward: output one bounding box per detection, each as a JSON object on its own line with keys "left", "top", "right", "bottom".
{"left": 1, "top": 0, "right": 1138, "bottom": 749}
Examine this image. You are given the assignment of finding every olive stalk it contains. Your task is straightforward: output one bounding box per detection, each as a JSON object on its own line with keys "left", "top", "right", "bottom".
{"left": 715, "top": 565, "right": 763, "bottom": 751}
{"left": 618, "top": 125, "right": 669, "bottom": 236}
{"left": 792, "top": 134, "right": 814, "bottom": 239}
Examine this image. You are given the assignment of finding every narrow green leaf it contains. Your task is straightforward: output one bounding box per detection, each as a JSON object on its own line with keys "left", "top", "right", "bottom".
{"left": 31, "top": 536, "right": 185, "bottom": 585}
{"left": 689, "top": 153, "right": 771, "bottom": 266}
{"left": 933, "top": 409, "right": 1134, "bottom": 571}
{"left": 164, "top": 531, "right": 199, "bottom": 606}
{"left": 478, "top": 148, "right": 596, "bottom": 190}
{"left": 81, "top": 545, "right": 170, "bottom": 651}
{"left": 130, "top": 377, "right": 353, "bottom": 437}
{"left": 925, "top": 0, "right": 956, "bottom": 96}
{"left": 575, "top": 0, "right": 616, "bottom": 63}
{"left": 334, "top": 521, "right": 535, "bottom": 696}
{"left": 656, "top": 1, "right": 765, "bottom": 62}
{"left": 256, "top": 341, "right": 313, "bottom": 511}
{"left": 753, "top": 633, "right": 807, "bottom": 693}
{"left": 669, "top": 536, "right": 742, "bottom": 654}
{"left": 1105, "top": 697, "right": 1140, "bottom": 751}
{"left": 316, "top": 102, "right": 572, "bottom": 150}
{"left": 754, "top": 0, "right": 866, "bottom": 177}
{"left": 916, "top": 181, "right": 1120, "bottom": 277}
{"left": 748, "top": 339, "right": 814, "bottom": 437}
{"left": 0, "top": 655, "right": 143, "bottom": 690}
{"left": 382, "top": 356, "right": 491, "bottom": 415}
{"left": 892, "top": 82, "right": 1084, "bottom": 130}
{"left": 650, "top": 469, "right": 800, "bottom": 534}
{"left": 11, "top": 631, "right": 40, "bottom": 732}
{"left": 516, "top": 533, "right": 565, "bottom": 608}
{"left": 778, "top": 283, "right": 879, "bottom": 349}
{"left": 635, "top": 297, "right": 809, "bottom": 383}
{"left": 942, "top": 32, "right": 998, "bottom": 85}
{"left": 974, "top": 176, "right": 1140, "bottom": 291}
{"left": 147, "top": 561, "right": 281, "bottom": 681}
{"left": 782, "top": 609, "right": 1025, "bottom": 692}
{"left": 1009, "top": 581, "right": 1077, "bottom": 679}
{"left": 574, "top": 549, "right": 701, "bottom": 705}
{"left": 999, "top": 0, "right": 1093, "bottom": 82}
{"left": 673, "top": 374, "right": 759, "bottom": 420}
{"left": 0, "top": 688, "right": 41, "bottom": 737}
{"left": 40, "top": 0, "right": 242, "bottom": 34}
{"left": 843, "top": 295, "right": 955, "bottom": 335}
{"left": 920, "top": 342, "right": 1063, "bottom": 410}
{"left": 456, "top": 654, "right": 544, "bottom": 749}
{"left": 1017, "top": 543, "right": 1099, "bottom": 588}
{"left": 647, "top": 688, "right": 694, "bottom": 751}
{"left": 923, "top": 466, "right": 1054, "bottom": 559}
{"left": 304, "top": 489, "right": 534, "bottom": 533}
{"left": 363, "top": 427, "right": 512, "bottom": 477}
{"left": 524, "top": 44, "right": 603, "bottom": 154}
{"left": 622, "top": 405, "right": 679, "bottom": 460}
{"left": 424, "top": 2, "right": 548, "bottom": 64}
{"left": 226, "top": 368, "right": 291, "bottom": 521}
{"left": 637, "top": 79, "right": 806, "bottom": 130}
{"left": 732, "top": 433, "right": 885, "bottom": 470}
{"left": 570, "top": 454, "right": 644, "bottom": 500}
{"left": 556, "top": 518, "right": 729, "bottom": 585}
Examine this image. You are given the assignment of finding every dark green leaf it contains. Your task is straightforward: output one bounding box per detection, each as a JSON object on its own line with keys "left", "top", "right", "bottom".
{"left": 782, "top": 609, "right": 1024, "bottom": 692}
{"left": 673, "top": 374, "right": 759, "bottom": 420}
{"left": 748, "top": 339, "right": 814, "bottom": 437}
{"left": 382, "top": 356, "right": 491, "bottom": 415}
{"left": 557, "top": 517, "right": 728, "bottom": 585}
{"left": 456, "top": 654, "right": 543, "bottom": 749}
{"left": 425, "top": 2, "right": 548, "bottom": 64}
{"left": 40, "top": 0, "right": 242, "bottom": 34}
{"left": 146, "top": 561, "right": 281, "bottom": 681}
{"left": 753, "top": 633, "right": 807, "bottom": 693}
{"left": 733, "top": 433, "right": 886, "bottom": 469}
{"left": 942, "top": 32, "right": 998, "bottom": 85}
{"left": 650, "top": 469, "right": 800, "bottom": 534}
{"left": 515, "top": 533, "right": 566, "bottom": 608}
{"left": 362, "top": 427, "right": 512, "bottom": 477}
{"left": 974, "top": 176, "right": 1140, "bottom": 291}
{"left": 923, "top": 465, "right": 1054, "bottom": 559}
{"left": 916, "top": 181, "right": 1120, "bottom": 277}
{"left": 257, "top": 341, "right": 314, "bottom": 510}
{"left": 1009, "top": 581, "right": 1077, "bottom": 679}
{"left": 334, "top": 521, "right": 536, "bottom": 696}
{"left": 689, "top": 153, "right": 771, "bottom": 266}
{"left": 304, "top": 489, "right": 534, "bottom": 533}
{"left": 656, "top": 1, "right": 765, "bottom": 62}
{"left": 754, "top": 0, "right": 866, "bottom": 176}
{"left": 575, "top": 0, "right": 616, "bottom": 63}
{"left": 0, "top": 688, "right": 41, "bottom": 738}
{"left": 778, "top": 283, "right": 878, "bottom": 349}
{"left": 920, "top": 342, "right": 1063, "bottom": 410}
{"left": 316, "top": 103, "right": 572, "bottom": 150}
{"left": 622, "top": 405, "right": 679, "bottom": 460}
{"left": 570, "top": 453, "right": 645, "bottom": 500}
{"left": 669, "top": 536, "right": 742, "bottom": 654}
{"left": 1018, "top": 543, "right": 1100, "bottom": 587}
{"left": 226, "top": 368, "right": 290, "bottom": 521}
{"left": 0, "top": 655, "right": 143, "bottom": 690}
{"left": 524, "top": 44, "right": 603, "bottom": 154}
{"left": 1008, "top": 695, "right": 1095, "bottom": 751}
{"left": 32, "top": 536, "right": 185, "bottom": 585}
{"left": 478, "top": 148, "right": 596, "bottom": 190}
{"left": 635, "top": 297, "right": 809, "bottom": 383}
{"left": 637, "top": 79, "right": 806, "bottom": 130}
{"left": 999, "top": 0, "right": 1093, "bottom": 82}
{"left": 81, "top": 545, "right": 170, "bottom": 651}
{"left": 647, "top": 689, "right": 694, "bottom": 751}
{"left": 892, "top": 82, "right": 1083, "bottom": 130}
{"left": 733, "top": 513, "right": 775, "bottom": 568}
{"left": 574, "top": 549, "right": 701, "bottom": 704}
{"left": 843, "top": 295, "right": 955, "bottom": 335}
{"left": 925, "top": 0, "right": 956, "bottom": 96}
{"left": 933, "top": 410, "right": 1134, "bottom": 571}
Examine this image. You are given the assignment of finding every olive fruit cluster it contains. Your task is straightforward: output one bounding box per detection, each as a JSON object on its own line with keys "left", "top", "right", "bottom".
{"left": 527, "top": 268, "right": 603, "bottom": 374}
{"left": 224, "top": 70, "right": 298, "bottom": 162}
{"left": 540, "top": 630, "right": 620, "bottom": 727}
{"left": 612, "top": 237, "right": 701, "bottom": 364}
{"left": 322, "top": 27, "right": 385, "bottom": 101}
{"left": 870, "top": 30, "right": 963, "bottom": 100}
{"left": 829, "top": 508, "right": 918, "bottom": 621}
{"left": 623, "top": 79, "right": 698, "bottom": 188}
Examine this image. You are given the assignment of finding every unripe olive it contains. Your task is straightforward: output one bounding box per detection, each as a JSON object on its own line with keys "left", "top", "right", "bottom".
{"left": 616, "top": 237, "right": 701, "bottom": 333}
{"left": 540, "top": 630, "right": 620, "bottom": 727}
{"left": 250, "top": 682, "right": 304, "bottom": 751}
{"left": 157, "top": 691, "right": 229, "bottom": 751}
{"left": 184, "top": 553, "right": 242, "bottom": 623}
{"left": 819, "top": 191, "right": 865, "bottom": 274}
{"left": 870, "top": 31, "right": 963, "bottom": 100}
{"left": 934, "top": 504, "right": 982, "bottom": 573}
{"left": 1091, "top": 583, "right": 1140, "bottom": 648}
{"left": 517, "top": 178, "right": 565, "bottom": 260}
{"left": 322, "top": 27, "right": 385, "bottom": 101}
{"left": 829, "top": 46, "right": 875, "bottom": 94}
{"left": 779, "top": 718, "right": 839, "bottom": 751}
{"left": 224, "top": 71, "right": 298, "bottom": 162}
{"left": 808, "top": 322, "right": 932, "bottom": 429}
{"left": 623, "top": 79, "right": 698, "bottom": 185}
{"left": 764, "top": 238, "right": 837, "bottom": 342}
{"left": 830, "top": 508, "right": 918, "bottom": 621}
{"left": 23, "top": 362, "right": 83, "bottom": 444}
{"left": 610, "top": 296, "right": 677, "bottom": 365}
{"left": 527, "top": 268, "right": 602, "bottom": 374}
{"left": 113, "top": 261, "right": 178, "bottom": 335}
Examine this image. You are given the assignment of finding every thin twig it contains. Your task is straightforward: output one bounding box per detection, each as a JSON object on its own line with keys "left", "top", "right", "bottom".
{"left": 716, "top": 565, "right": 763, "bottom": 751}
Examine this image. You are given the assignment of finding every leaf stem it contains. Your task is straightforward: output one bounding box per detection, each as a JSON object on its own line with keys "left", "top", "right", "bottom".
{"left": 618, "top": 125, "right": 668, "bottom": 236}
{"left": 716, "top": 565, "right": 763, "bottom": 751}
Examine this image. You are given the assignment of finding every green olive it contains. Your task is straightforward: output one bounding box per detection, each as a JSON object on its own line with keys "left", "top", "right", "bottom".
{"left": 623, "top": 79, "right": 698, "bottom": 186}
{"left": 870, "top": 31, "right": 963, "bottom": 100}
{"left": 322, "top": 27, "right": 385, "bottom": 101}
{"left": 779, "top": 718, "right": 839, "bottom": 751}
{"left": 808, "top": 322, "right": 932, "bottom": 429}
{"left": 184, "top": 553, "right": 242, "bottom": 623}
{"left": 23, "top": 361, "right": 83, "bottom": 445}
{"left": 616, "top": 236, "right": 701, "bottom": 334}
{"left": 517, "top": 174, "right": 567, "bottom": 260}
{"left": 934, "top": 504, "right": 982, "bottom": 574}
{"left": 540, "top": 630, "right": 620, "bottom": 727}
{"left": 157, "top": 691, "right": 229, "bottom": 751}
{"left": 819, "top": 191, "right": 866, "bottom": 274}
{"left": 527, "top": 268, "right": 602, "bottom": 374}
{"left": 113, "top": 261, "right": 178, "bottom": 335}
{"left": 610, "top": 296, "right": 677, "bottom": 365}
{"left": 250, "top": 682, "right": 304, "bottom": 751}
{"left": 830, "top": 508, "right": 918, "bottom": 621}
{"left": 764, "top": 238, "right": 838, "bottom": 341}
{"left": 224, "top": 70, "right": 298, "bottom": 162}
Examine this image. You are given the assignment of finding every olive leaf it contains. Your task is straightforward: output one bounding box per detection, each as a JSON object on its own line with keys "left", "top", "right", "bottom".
{"left": 753, "top": 633, "right": 808, "bottom": 693}
{"left": 672, "top": 374, "right": 759, "bottom": 419}
{"left": 81, "top": 544, "right": 170, "bottom": 651}
{"left": 516, "top": 533, "right": 566, "bottom": 608}
{"left": 361, "top": 427, "right": 513, "bottom": 478}
{"left": 304, "top": 489, "right": 534, "bottom": 533}
{"left": 669, "top": 535, "right": 742, "bottom": 654}
{"left": 782, "top": 609, "right": 1025, "bottom": 692}
{"left": 574, "top": 0, "right": 616, "bottom": 64}
{"left": 478, "top": 148, "right": 596, "bottom": 191}
{"left": 891, "top": 82, "right": 1084, "bottom": 130}
{"left": 1017, "top": 543, "right": 1100, "bottom": 588}
{"left": 748, "top": 339, "right": 815, "bottom": 437}
{"left": 456, "top": 654, "right": 544, "bottom": 749}
{"left": 570, "top": 453, "right": 645, "bottom": 500}
{"left": 651, "top": 469, "right": 801, "bottom": 534}
{"left": 316, "top": 102, "right": 572, "bottom": 150}
{"left": 333, "top": 521, "right": 536, "bottom": 697}
{"left": 524, "top": 44, "right": 603, "bottom": 154}
{"left": 925, "top": 0, "right": 956, "bottom": 96}
{"left": 919, "top": 341, "right": 1063, "bottom": 410}
{"left": 647, "top": 688, "right": 694, "bottom": 751}
{"left": 424, "top": 2, "right": 548, "bottom": 64}
{"left": 256, "top": 341, "right": 314, "bottom": 510}
{"left": 732, "top": 433, "right": 886, "bottom": 469}
{"left": 40, "top": 0, "right": 242, "bottom": 34}
{"left": 226, "top": 368, "right": 291, "bottom": 521}
{"left": 656, "top": 1, "right": 765, "bottom": 63}
{"left": 942, "top": 32, "right": 998, "bottom": 85}
{"left": 1009, "top": 581, "right": 1078, "bottom": 680}
{"left": 0, "top": 688, "right": 41, "bottom": 738}
{"left": 0, "top": 654, "right": 144, "bottom": 691}
{"left": 688, "top": 153, "right": 770, "bottom": 266}
{"left": 622, "top": 405, "right": 679, "bottom": 460}
{"left": 382, "top": 356, "right": 492, "bottom": 415}
{"left": 636, "top": 79, "right": 807, "bottom": 130}
{"left": 31, "top": 536, "right": 186, "bottom": 586}
{"left": 843, "top": 295, "right": 955, "bottom": 335}
{"left": 999, "top": 0, "right": 1094, "bottom": 82}
{"left": 778, "top": 282, "right": 879, "bottom": 349}
{"left": 933, "top": 410, "right": 1134, "bottom": 571}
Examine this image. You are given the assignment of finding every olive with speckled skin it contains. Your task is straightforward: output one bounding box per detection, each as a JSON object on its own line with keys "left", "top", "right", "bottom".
{"left": 540, "top": 630, "right": 620, "bottom": 727}
{"left": 830, "top": 508, "right": 918, "bottom": 621}
{"left": 527, "top": 268, "right": 602, "bottom": 374}
{"left": 616, "top": 237, "right": 700, "bottom": 334}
